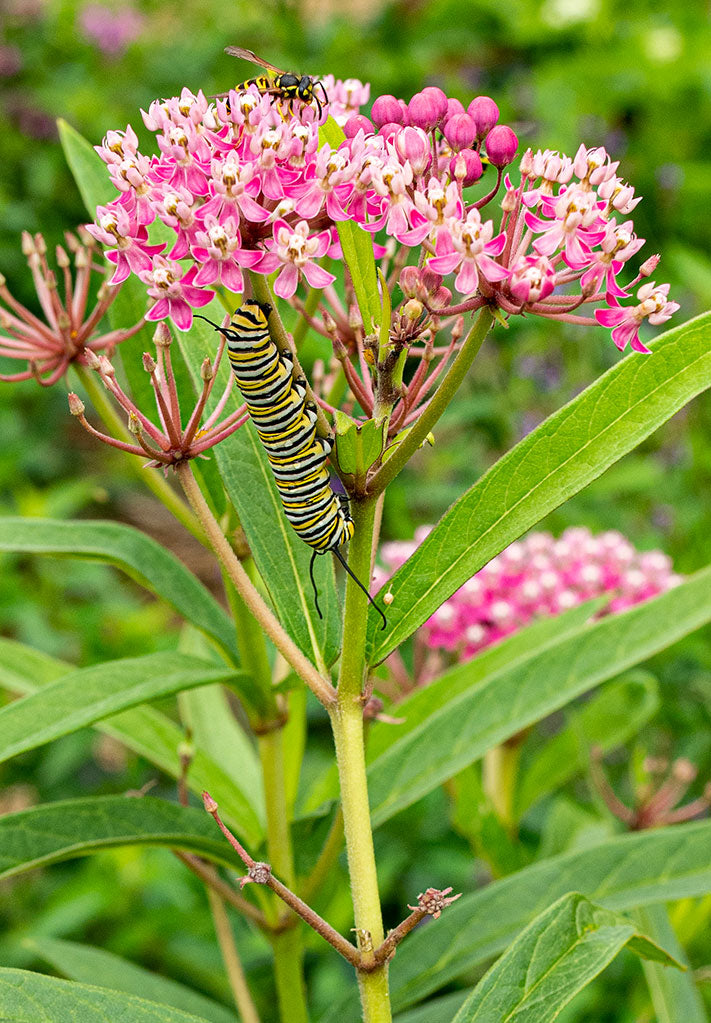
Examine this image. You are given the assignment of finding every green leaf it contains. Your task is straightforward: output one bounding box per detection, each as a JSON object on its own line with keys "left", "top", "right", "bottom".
{"left": 366, "top": 567, "right": 711, "bottom": 827}
{"left": 175, "top": 317, "right": 342, "bottom": 668}
{"left": 635, "top": 905, "right": 708, "bottom": 1023}
{"left": 0, "top": 968, "right": 213, "bottom": 1022}
{"left": 0, "top": 517, "right": 240, "bottom": 666}
{"left": 451, "top": 893, "right": 680, "bottom": 1023}
{"left": 334, "top": 413, "right": 387, "bottom": 477}
{"left": 0, "top": 651, "right": 246, "bottom": 766}
{"left": 0, "top": 796, "right": 242, "bottom": 881}
{"left": 25, "top": 938, "right": 236, "bottom": 1023}
{"left": 319, "top": 118, "right": 380, "bottom": 329}
{"left": 394, "top": 992, "right": 468, "bottom": 1023}
{"left": 57, "top": 118, "right": 115, "bottom": 212}
{"left": 322, "top": 820, "right": 711, "bottom": 1021}
{"left": 366, "top": 311, "right": 711, "bottom": 662}
{"left": 515, "top": 669, "right": 660, "bottom": 817}
{"left": 0, "top": 637, "right": 264, "bottom": 845}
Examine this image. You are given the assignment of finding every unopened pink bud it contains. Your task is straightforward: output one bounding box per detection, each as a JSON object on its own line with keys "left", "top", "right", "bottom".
{"left": 446, "top": 97, "right": 466, "bottom": 120}
{"left": 202, "top": 791, "right": 218, "bottom": 814}
{"left": 397, "top": 99, "right": 410, "bottom": 125}
{"left": 639, "top": 253, "right": 660, "bottom": 277}
{"left": 408, "top": 91, "right": 445, "bottom": 131}
{"left": 468, "top": 96, "right": 499, "bottom": 138}
{"left": 395, "top": 126, "right": 431, "bottom": 175}
{"left": 200, "top": 355, "right": 214, "bottom": 381}
{"left": 399, "top": 265, "right": 421, "bottom": 298}
{"left": 153, "top": 322, "right": 172, "bottom": 347}
{"left": 520, "top": 147, "right": 535, "bottom": 175}
{"left": 449, "top": 149, "right": 483, "bottom": 186}
{"left": 344, "top": 114, "right": 374, "bottom": 138}
{"left": 420, "top": 267, "right": 444, "bottom": 296}
{"left": 420, "top": 86, "right": 448, "bottom": 122}
{"left": 429, "top": 285, "right": 452, "bottom": 310}
{"left": 142, "top": 352, "right": 156, "bottom": 373}
{"left": 443, "top": 113, "right": 477, "bottom": 151}
{"left": 485, "top": 125, "right": 519, "bottom": 167}
{"left": 371, "top": 94, "right": 403, "bottom": 128}
{"left": 378, "top": 121, "right": 402, "bottom": 140}
{"left": 68, "top": 392, "right": 85, "bottom": 416}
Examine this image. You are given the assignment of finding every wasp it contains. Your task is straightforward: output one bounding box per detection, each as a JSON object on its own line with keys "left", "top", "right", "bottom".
{"left": 225, "top": 47, "right": 329, "bottom": 120}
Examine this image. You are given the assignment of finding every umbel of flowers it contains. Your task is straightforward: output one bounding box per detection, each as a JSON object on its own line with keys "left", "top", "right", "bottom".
{"left": 377, "top": 526, "right": 680, "bottom": 665}
{"left": 84, "top": 76, "right": 678, "bottom": 355}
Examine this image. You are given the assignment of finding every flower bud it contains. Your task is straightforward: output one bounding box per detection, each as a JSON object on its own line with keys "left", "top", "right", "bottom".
{"left": 443, "top": 113, "right": 477, "bottom": 151}
{"left": 420, "top": 86, "right": 448, "bottom": 122}
{"left": 142, "top": 352, "right": 157, "bottom": 373}
{"left": 429, "top": 285, "right": 452, "bottom": 310}
{"left": 449, "top": 149, "right": 483, "bottom": 186}
{"left": 399, "top": 265, "right": 420, "bottom": 298}
{"left": 397, "top": 99, "right": 410, "bottom": 125}
{"left": 468, "top": 96, "right": 499, "bottom": 138}
{"left": 55, "top": 245, "right": 70, "bottom": 268}
{"left": 344, "top": 114, "right": 374, "bottom": 138}
{"left": 153, "top": 322, "right": 172, "bottom": 347}
{"left": 68, "top": 392, "right": 85, "bottom": 416}
{"left": 395, "top": 126, "right": 431, "bottom": 175}
{"left": 408, "top": 90, "right": 446, "bottom": 131}
{"left": 371, "top": 94, "right": 403, "bottom": 128}
{"left": 519, "top": 147, "right": 535, "bottom": 176}
{"left": 446, "top": 97, "right": 466, "bottom": 120}
{"left": 402, "top": 298, "right": 424, "bottom": 320}
{"left": 485, "top": 125, "right": 519, "bottom": 167}
{"left": 202, "top": 791, "right": 218, "bottom": 814}
{"left": 639, "top": 253, "right": 660, "bottom": 278}
{"left": 419, "top": 267, "right": 444, "bottom": 296}
{"left": 83, "top": 349, "right": 101, "bottom": 370}
{"left": 200, "top": 355, "right": 214, "bottom": 381}
{"left": 377, "top": 121, "right": 402, "bottom": 140}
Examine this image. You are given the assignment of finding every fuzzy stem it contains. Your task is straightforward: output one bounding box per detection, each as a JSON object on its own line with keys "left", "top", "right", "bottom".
{"left": 369, "top": 308, "right": 493, "bottom": 495}
{"left": 207, "top": 888, "right": 262, "bottom": 1023}
{"left": 74, "top": 365, "right": 207, "bottom": 545}
{"left": 331, "top": 497, "right": 392, "bottom": 1023}
{"left": 175, "top": 460, "right": 336, "bottom": 708}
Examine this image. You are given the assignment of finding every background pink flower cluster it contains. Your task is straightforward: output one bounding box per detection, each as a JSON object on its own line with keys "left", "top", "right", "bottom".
{"left": 377, "top": 527, "right": 680, "bottom": 663}
{"left": 87, "top": 75, "right": 677, "bottom": 350}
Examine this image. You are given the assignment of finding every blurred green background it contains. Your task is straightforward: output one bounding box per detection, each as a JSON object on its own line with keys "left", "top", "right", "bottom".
{"left": 2, "top": 1, "right": 711, "bottom": 1020}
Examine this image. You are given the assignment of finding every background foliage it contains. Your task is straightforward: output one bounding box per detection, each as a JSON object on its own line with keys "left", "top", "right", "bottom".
{"left": 2, "top": 0, "right": 711, "bottom": 1019}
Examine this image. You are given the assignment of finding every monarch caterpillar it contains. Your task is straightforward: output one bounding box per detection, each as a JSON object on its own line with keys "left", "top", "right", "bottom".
{"left": 196, "top": 302, "right": 386, "bottom": 629}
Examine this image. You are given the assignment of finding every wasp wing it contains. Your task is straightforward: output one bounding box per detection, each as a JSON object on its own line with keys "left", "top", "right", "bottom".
{"left": 224, "top": 46, "right": 283, "bottom": 75}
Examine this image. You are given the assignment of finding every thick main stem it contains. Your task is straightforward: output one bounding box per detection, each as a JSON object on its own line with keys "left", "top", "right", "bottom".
{"left": 369, "top": 307, "right": 493, "bottom": 495}
{"left": 259, "top": 729, "right": 310, "bottom": 1023}
{"left": 331, "top": 497, "right": 392, "bottom": 1023}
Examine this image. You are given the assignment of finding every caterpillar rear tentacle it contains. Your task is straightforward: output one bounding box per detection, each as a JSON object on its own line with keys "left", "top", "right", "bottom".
{"left": 194, "top": 307, "right": 387, "bottom": 630}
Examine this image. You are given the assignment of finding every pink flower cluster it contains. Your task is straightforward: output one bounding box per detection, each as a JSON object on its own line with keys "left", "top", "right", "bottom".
{"left": 87, "top": 77, "right": 677, "bottom": 350}
{"left": 377, "top": 527, "right": 680, "bottom": 663}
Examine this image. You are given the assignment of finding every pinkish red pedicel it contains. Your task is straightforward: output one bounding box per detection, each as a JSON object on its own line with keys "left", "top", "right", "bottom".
{"left": 84, "top": 78, "right": 677, "bottom": 352}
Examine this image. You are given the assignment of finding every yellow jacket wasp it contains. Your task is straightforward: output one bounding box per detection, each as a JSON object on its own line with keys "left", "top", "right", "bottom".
{"left": 225, "top": 46, "right": 329, "bottom": 120}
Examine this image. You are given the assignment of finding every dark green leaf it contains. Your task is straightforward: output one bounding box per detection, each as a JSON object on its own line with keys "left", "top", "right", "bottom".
{"left": 367, "top": 312, "right": 711, "bottom": 662}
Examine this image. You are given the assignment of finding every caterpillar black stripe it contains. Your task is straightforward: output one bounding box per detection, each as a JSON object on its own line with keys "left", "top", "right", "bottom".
{"left": 195, "top": 303, "right": 386, "bottom": 629}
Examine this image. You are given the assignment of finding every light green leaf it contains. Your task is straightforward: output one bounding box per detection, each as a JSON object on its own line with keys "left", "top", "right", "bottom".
{"left": 0, "top": 517, "right": 239, "bottom": 667}
{"left": 635, "top": 905, "right": 708, "bottom": 1023}
{"left": 318, "top": 117, "right": 380, "bottom": 331}
{"left": 0, "top": 651, "right": 246, "bottom": 766}
{"left": 0, "top": 637, "right": 264, "bottom": 845}
{"left": 515, "top": 669, "right": 660, "bottom": 817}
{"left": 0, "top": 968, "right": 213, "bottom": 1022}
{"left": 0, "top": 796, "right": 242, "bottom": 881}
{"left": 322, "top": 820, "right": 711, "bottom": 1021}
{"left": 57, "top": 118, "right": 115, "bottom": 212}
{"left": 367, "top": 567, "right": 711, "bottom": 827}
{"left": 25, "top": 938, "right": 235, "bottom": 1023}
{"left": 451, "top": 893, "right": 680, "bottom": 1023}
{"left": 335, "top": 414, "right": 387, "bottom": 478}
{"left": 366, "top": 312, "right": 711, "bottom": 662}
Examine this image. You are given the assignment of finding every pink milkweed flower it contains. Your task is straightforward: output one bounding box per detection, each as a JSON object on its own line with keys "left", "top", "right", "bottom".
{"left": 598, "top": 175, "right": 642, "bottom": 215}
{"left": 141, "top": 256, "right": 214, "bottom": 331}
{"left": 527, "top": 185, "right": 606, "bottom": 268}
{"left": 429, "top": 208, "right": 509, "bottom": 294}
{"left": 573, "top": 144, "right": 619, "bottom": 188}
{"left": 365, "top": 155, "right": 415, "bottom": 241}
{"left": 508, "top": 254, "right": 556, "bottom": 304}
{"left": 579, "top": 220, "right": 645, "bottom": 300}
{"left": 394, "top": 126, "right": 432, "bottom": 177}
{"left": 403, "top": 178, "right": 463, "bottom": 246}
{"left": 595, "top": 281, "right": 679, "bottom": 353}
{"left": 191, "top": 215, "right": 262, "bottom": 291}
{"left": 86, "top": 202, "right": 165, "bottom": 285}
{"left": 293, "top": 146, "right": 356, "bottom": 220}
{"left": 155, "top": 185, "right": 201, "bottom": 260}
{"left": 200, "top": 153, "right": 270, "bottom": 225}
{"left": 154, "top": 121, "right": 210, "bottom": 196}
{"left": 256, "top": 219, "right": 336, "bottom": 300}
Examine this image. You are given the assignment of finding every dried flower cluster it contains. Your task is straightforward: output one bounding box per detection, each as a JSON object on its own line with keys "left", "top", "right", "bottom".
{"left": 377, "top": 527, "right": 680, "bottom": 663}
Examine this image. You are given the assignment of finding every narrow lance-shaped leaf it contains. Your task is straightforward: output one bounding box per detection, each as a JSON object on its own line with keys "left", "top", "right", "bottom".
{"left": 634, "top": 905, "right": 708, "bottom": 1023}
{"left": 366, "top": 312, "right": 711, "bottom": 662}
{"left": 367, "top": 566, "right": 711, "bottom": 827}
{"left": 0, "top": 969, "right": 214, "bottom": 1023}
{"left": 321, "top": 819, "right": 711, "bottom": 1021}
{"left": 25, "top": 938, "right": 237, "bottom": 1023}
{"left": 0, "top": 517, "right": 240, "bottom": 667}
{"left": 0, "top": 637, "right": 264, "bottom": 844}
{"left": 0, "top": 796, "right": 242, "bottom": 881}
{"left": 452, "top": 893, "right": 680, "bottom": 1023}
{"left": 0, "top": 651, "right": 247, "bottom": 767}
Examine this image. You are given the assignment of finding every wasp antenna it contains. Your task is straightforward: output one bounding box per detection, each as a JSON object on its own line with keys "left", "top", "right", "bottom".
{"left": 309, "top": 549, "right": 323, "bottom": 620}
{"left": 333, "top": 547, "right": 387, "bottom": 630}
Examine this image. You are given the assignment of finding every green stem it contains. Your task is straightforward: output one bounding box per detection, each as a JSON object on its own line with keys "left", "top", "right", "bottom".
{"left": 73, "top": 366, "right": 207, "bottom": 545}
{"left": 206, "top": 887, "right": 262, "bottom": 1023}
{"left": 259, "top": 729, "right": 310, "bottom": 1023}
{"left": 222, "top": 567, "right": 277, "bottom": 722}
{"left": 331, "top": 497, "right": 392, "bottom": 1023}
{"left": 368, "top": 307, "right": 493, "bottom": 496}
{"left": 482, "top": 742, "right": 521, "bottom": 831}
